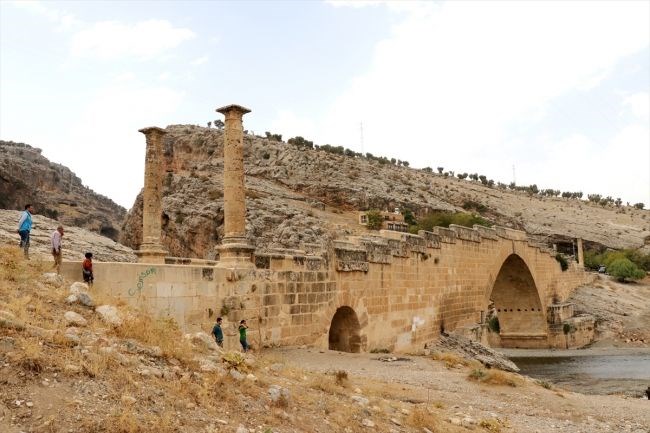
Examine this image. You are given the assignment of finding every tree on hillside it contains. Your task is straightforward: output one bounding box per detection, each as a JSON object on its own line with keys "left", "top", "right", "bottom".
{"left": 287, "top": 136, "right": 314, "bottom": 149}
{"left": 608, "top": 258, "right": 646, "bottom": 282}
{"left": 214, "top": 119, "right": 224, "bottom": 130}
{"left": 207, "top": 121, "right": 212, "bottom": 128}
{"left": 437, "top": 167, "right": 444, "bottom": 174}
{"left": 634, "top": 202, "right": 645, "bottom": 210}
{"left": 365, "top": 210, "right": 383, "bottom": 230}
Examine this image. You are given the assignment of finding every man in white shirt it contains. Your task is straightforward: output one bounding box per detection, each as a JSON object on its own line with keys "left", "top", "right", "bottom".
{"left": 51, "top": 226, "right": 64, "bottom": 273}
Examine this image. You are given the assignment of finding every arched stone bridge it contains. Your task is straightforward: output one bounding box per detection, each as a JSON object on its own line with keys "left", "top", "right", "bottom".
{"left": 62, "top": 223, "right": 591, "bottom": 351}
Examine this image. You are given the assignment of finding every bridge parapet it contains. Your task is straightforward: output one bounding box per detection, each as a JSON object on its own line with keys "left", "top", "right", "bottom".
{"left": 449, "top": 224, "right": 482, "bottom": 243}
{"left": 431, "top": 227, "right": 457, "bottom": 243}
{"left": 494, "top": 226, "right": 528, "bottom": 241}
{"left": 472, "top": 225, "right": 499, "bottom": 240}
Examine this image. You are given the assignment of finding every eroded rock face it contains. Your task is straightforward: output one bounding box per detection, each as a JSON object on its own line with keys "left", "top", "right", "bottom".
{"left": 120, "top": 125, "right": 650, "bottom": 259}
{"left": 0, "top": 141, "right": 126, "bottom": 241}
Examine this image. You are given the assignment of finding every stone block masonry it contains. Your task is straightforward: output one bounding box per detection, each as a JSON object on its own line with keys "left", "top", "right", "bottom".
{"left": 60, "top": 224, "right": 593, "bottom": 352}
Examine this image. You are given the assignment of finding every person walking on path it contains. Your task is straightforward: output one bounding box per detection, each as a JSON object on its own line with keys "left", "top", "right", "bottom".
{"left": 17, "top": 204, "right": 33, "bottom": 259}
{"left": 211, "top": 317, "right": 224, "bottom": 347}
{"left": 239, "top": 319, "right": 249, "bottom": 352}
{"left": 51, "top": 225, "right": 64, "bottom": 273}
{"left": 82, "top": 252, "right": 94, "bottom": 286}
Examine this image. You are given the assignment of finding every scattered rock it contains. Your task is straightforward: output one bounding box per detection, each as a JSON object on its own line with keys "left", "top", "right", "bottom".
{"left": 230, "top": 369, "right": 245, "bottom": 381}
{"left": 95, "top": 305, "right": 123, "bottom": 327}
{"left": 351, "top": 395, "right": 369, "bottom": 406}
{"left": 64, "top": 311, "right": 87, "bottom": 327}
{"left": 64, "top": 364, "right": 82, "bottom": 374}
{"left": 121, "top": 395, "right": 137, "bottom": 405}
{"left": 0, "top": 336, "right": 15, "bottom": 352}
{"left": 426, "top": 333, "right": 520, "bottom": 372}
{"left": 361, "top": 418, "right": 375, "bottom": 427}
{"left": 65, "top": 292, "right": 94, "bottom": 308}
{"left": 235, "top": 424, "right": 248, "bottom": 433}
{"left": 42, "top": 272, "right": 63, "bottom": 287}
{"left": 69, "top": 282, "right": 89, "bottom": 294}
{"left": 268, "top": 385, "right": 290, "bottom": 405}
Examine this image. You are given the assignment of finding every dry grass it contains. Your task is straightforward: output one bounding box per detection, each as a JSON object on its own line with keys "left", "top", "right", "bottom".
{"left": 431, "top": 351, "right": 474, "bottom": 368}
{"left": 112, "top": 313, "right": 197, "bottom": 367}
{"left": 335, "top": 369, "right": 349, "bottom": 385}
{"left": 14, "top": 337, "right": 46, "bottom": 373}
{"left": 468, "top": 368, "right": 524, "bottom": 387}
{"left": 406, "top": 406, "right": 444, "bottom": 430}
{"left": 479, "top": 417, "right": 509, "bottom": 432}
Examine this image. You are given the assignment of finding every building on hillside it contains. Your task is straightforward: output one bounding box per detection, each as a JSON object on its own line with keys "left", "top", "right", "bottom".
{"left": 358, "top": 209, "right": 409, "bottom": 232}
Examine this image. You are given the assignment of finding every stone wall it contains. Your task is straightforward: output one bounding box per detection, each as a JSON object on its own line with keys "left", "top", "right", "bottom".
{"left": 60, "top": 224, "right": 593, "bottom": 351}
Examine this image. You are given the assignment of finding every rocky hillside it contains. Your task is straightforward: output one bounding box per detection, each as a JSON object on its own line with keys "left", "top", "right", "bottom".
{"left": 0, "top": 210, "right": 135, "bottom": 263}
{"left": 0, "top": 141, "right": 126, "bottom": 241}
{"left": 120, "top": 125, "right": 650, "bottom": 259}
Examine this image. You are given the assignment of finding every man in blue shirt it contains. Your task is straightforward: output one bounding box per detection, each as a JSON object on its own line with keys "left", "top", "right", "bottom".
{"left": 17, "top": 204, "right": 33, "bottom": 259}
{"left": 211, "top": 317, "right": 224, "bottom": 347}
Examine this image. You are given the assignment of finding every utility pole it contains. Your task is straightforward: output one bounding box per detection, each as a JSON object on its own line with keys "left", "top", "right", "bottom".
{"left": 360, "top": 121, "right": 364, "bottom": 155}
{"left": 512, "top": 164, "right": 516, "bottom": 185}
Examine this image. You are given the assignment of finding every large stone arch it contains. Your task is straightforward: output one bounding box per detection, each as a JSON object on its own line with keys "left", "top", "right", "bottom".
{"left": 328, "top": 306, "right": 362, "bottom": 353}
{"left": 489, "top": 254, "right": 548, "bottom": 348}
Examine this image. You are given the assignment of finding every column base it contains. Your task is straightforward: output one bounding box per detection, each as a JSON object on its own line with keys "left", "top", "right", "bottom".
{"left": 216, "top": 242, "right": 255, "bottom": 269}
{"left": 135, "top": 244, "right": 168, "bottom": 264}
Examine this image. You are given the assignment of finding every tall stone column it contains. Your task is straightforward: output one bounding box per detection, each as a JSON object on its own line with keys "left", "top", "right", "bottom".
{"left": 216, "top": 104, "right": 255, "bottom": 269}
{"left": 576, "top": 238, "right": 584, "bottom": 267}
{"left": 135, "top": 127, "right": 168, "bottom": 264}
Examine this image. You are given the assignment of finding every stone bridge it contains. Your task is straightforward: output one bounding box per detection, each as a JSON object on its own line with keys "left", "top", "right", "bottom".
{"left": 62, "top": 103, "right": 592, "bottom": 351}
{"left": 61, "top": 225, "right": 590, "bottom": 351}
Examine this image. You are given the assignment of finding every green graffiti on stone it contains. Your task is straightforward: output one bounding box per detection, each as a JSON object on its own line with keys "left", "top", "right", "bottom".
{"left": 128, "top": 267, "right": 157, "bottom": 296}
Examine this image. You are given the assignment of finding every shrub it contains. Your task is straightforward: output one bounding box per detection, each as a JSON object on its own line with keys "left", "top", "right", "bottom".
{"left": 487, "top": 316, "right": 500, "bottom": 333}
{"left": 555, "top": 253, "right": 568, "bottom": 271}
{"left": 365, "top": 210, "right": 383, "bottom": 230}
{"left": 416, "top": 211, "right": 491, "bottom": 231}
{"left": 634, "top": 202, "right": 645, "bottom": 210}
{"left": 608, "top": 258, "right": 646, "bottom": 282}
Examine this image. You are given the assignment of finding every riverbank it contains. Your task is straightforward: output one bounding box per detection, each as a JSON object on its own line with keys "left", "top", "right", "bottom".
{"left": 278, "top": 347, "right": 649, "bottom": 433}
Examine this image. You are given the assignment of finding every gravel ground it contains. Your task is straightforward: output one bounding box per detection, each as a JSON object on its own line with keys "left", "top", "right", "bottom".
{"left": 276, "top": 347, "right": 650, "bottom": 433}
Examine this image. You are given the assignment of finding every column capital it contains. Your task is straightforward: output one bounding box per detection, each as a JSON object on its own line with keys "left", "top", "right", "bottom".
{"left": 138, "top": 126, "right": 167, "bottom": 136}
{"left": 216, "top": 104, "right": 251, "bottom": 116}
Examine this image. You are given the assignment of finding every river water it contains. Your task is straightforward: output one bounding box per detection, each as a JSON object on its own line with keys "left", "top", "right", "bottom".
{"left": 507, "top": 350, "right": 650, "bottom": 397}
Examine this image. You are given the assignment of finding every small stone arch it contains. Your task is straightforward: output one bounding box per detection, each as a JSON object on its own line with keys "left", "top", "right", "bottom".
{"left": 489, "top": 254, "right": 547, "bottom": 347}
{"left": 328, "top": 306, "right": 362, "bottom": 353}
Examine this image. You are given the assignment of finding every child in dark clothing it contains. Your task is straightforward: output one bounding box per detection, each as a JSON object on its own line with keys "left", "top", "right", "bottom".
{"left": 82, "top": 252, "right": 94, "bottom": 285}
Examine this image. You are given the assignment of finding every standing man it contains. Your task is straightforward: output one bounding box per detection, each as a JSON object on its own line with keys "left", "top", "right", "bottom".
{"left": 17, "top": 204, "right": 33, "bottom": 259}
{"left": 211, "top": 317, "right": 224, "bottom": 347}
{"left": 51, "top": 225, "right": 64, "bottom": 273}
{"left": 239, "top": 319, "right": 249, "bottom": 352}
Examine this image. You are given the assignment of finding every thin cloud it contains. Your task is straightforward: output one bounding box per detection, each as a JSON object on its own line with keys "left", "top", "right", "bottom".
{"left": 271, "top": 0, "right": 650, "bottom": 204}
{"left": 70, "top": 19, "right": 195, "bottom": 61}
{"left": 191, "top": 55, "right": 209, "bottom": 66}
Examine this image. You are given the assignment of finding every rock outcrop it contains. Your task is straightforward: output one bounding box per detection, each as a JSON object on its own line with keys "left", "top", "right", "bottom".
{"left": 0, "top": 209, "right": 135, "bottom": 262}
{"left": 120, "top": 125, "right": 649, "bottom": 259}
{"left": 0, "top": 140, "right": 126, "bottom": 240}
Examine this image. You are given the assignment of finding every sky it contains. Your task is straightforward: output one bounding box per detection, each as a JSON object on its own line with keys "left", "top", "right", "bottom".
{"left": 1, "top": 0, "right": 649, "bottom": 209}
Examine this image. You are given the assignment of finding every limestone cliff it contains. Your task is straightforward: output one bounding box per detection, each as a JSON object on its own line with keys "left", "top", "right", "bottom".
{"left": 0, "top": 140, "right": 126, "bottom": 240}
{"left": 120, "top": 125, "right": 650, "bottom": 259}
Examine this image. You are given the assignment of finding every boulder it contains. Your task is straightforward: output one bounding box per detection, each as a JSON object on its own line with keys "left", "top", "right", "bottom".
{"left": 268, "top": 385, "right": 290, "bottom": 405}
{"left": 69, "top": 282, "right": 89, "bottom": 294}
{"left": 64, "top": 311, "right": 87, "bottom": 327}
{"left": 95, "top": 305, "right": 123, "bottom": 327}
{"left": 42, "top": 273, "right": 63, "bottom": 287}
